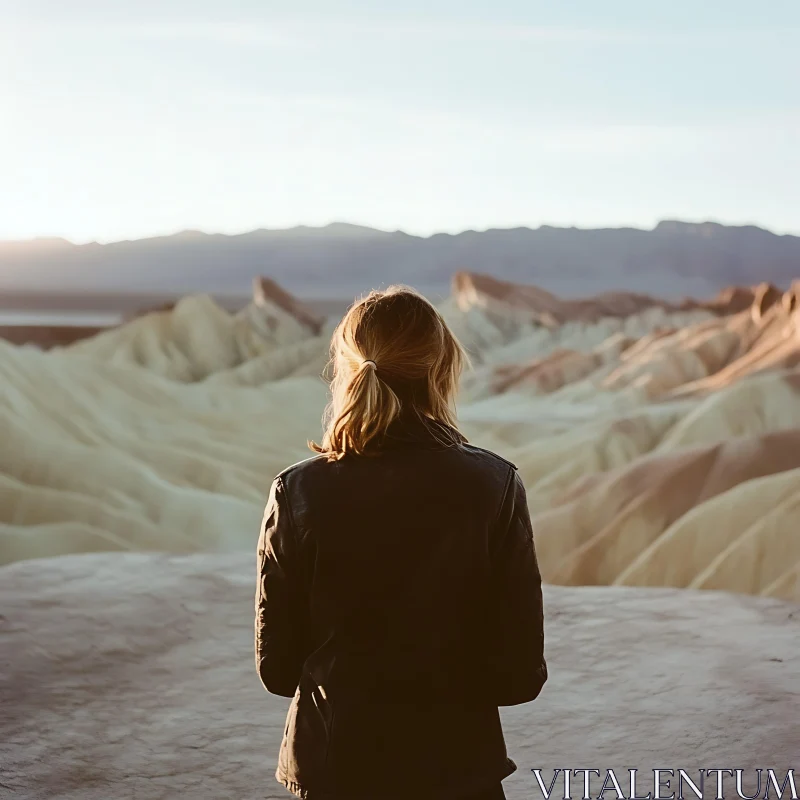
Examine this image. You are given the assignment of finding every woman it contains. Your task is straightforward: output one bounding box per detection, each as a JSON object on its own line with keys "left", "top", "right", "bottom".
{"left": 255, "top": 285, "right": 547, "bottom": 800}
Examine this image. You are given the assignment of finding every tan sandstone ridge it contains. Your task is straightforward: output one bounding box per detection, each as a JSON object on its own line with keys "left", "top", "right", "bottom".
{"left": 453, "top": 273, "right": 798, "bottom": 400}
{"left": 450, "top": 271, "right": 783, "bottom": 328}
{"left": 63, "top": 277, "right": 331, "bottom": 382}
{"left": 1, "top": 273, "right": 800, "bottom": 601}
{"left": 0, "top": 552, "right": 797, "bottom": 800}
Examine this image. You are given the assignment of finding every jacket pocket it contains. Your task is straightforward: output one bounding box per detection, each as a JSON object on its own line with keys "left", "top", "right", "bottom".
{"left": 281, "top": 673, "right": 335, "bottom": 787}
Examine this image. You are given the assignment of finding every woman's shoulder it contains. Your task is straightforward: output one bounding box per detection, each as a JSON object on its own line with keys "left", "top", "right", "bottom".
{"left": 271, "top": 444, "right": 517, "bottom": 501}
{"left": 273, "top": 454, "right": 330, "bottom": 486}
{"left": 458, "top": 442, "right": 518, "bottom": 472}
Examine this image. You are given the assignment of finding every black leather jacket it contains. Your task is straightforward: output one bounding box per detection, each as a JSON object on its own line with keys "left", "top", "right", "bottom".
{"left": 255, "top": 412, "right": 547, "bottom": 800}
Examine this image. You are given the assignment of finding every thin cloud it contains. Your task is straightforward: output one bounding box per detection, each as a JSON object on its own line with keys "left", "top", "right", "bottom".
{"left": 300, "top": 20, "right": 642, "bottom": 44}
{"left": 1, "top": 19, "right": 309, "bottom": 49}
{"left": 307, "top": 19, "right": 798, "bottom": 46}
{"left": 5, "top": 15, "right": 794, "bottom": 48}
{"left": 193, "top": 88, "right": 720, "bottom": 157}
{"left": 117, "top": 21, "right": 308, "bottom": 48}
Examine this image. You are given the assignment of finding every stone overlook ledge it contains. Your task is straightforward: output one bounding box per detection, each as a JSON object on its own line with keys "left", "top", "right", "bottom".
{"left": 0, "top": 552, "right": 797, "bottom": 800}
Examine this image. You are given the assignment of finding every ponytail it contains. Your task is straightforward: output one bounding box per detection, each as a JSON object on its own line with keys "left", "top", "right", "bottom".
{"left": 309, "top": 286, "right": 467, "bottom": 460}
{"left": 313, "top": 359, "right": 402, "bottom": 458}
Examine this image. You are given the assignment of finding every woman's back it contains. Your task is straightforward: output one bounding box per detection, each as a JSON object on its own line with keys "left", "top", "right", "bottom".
{"left": 254, "top": 287, "right": 547, "bottom": 800}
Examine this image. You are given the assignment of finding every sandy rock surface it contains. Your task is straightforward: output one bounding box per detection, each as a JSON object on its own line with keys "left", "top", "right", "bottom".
{"left": 1, "top": 553, "right": 797, "bottom": 800}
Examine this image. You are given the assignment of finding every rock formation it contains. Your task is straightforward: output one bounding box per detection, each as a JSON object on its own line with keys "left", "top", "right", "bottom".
{"left": 62, "top": 278, "right": 329, "bottom": 382}
{"left": 1, "top": 273, "right": 800, "bottom": 601}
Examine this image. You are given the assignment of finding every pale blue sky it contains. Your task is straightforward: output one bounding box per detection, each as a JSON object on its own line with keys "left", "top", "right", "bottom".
{"left": 2, "top": 0, "right": 798, "bottom": 242}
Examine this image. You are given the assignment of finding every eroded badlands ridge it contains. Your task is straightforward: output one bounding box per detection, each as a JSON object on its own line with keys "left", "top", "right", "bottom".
{"left": 1, "top": 273, "right": 799, "bottom": 599}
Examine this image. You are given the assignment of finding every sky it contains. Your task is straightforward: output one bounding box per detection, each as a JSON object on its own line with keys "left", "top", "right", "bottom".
{"left": 1, "top": 0, "right": 799, "bottom": 243}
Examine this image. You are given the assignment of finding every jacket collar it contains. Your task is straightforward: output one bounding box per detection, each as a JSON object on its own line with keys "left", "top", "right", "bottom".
{"left": 378, "top": 409, "right": 467, "bottom": 452}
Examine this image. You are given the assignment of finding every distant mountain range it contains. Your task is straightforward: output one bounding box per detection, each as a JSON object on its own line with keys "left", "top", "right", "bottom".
{"left": 1, "top": 220, "right": 798, "bottom": 301}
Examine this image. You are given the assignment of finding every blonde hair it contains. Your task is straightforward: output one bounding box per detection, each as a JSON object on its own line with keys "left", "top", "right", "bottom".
{"left": 309, "top": 285, "right": 470, "bottom": 460}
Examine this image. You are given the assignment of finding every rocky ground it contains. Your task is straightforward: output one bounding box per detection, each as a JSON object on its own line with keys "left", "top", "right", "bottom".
{"left": 1, "top": 553, "right": 797, "bottom": 800}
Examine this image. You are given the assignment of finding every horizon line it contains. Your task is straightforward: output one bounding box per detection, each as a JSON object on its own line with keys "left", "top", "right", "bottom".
{"left": 2, "top": 217, "right": 798, "bottom": 248}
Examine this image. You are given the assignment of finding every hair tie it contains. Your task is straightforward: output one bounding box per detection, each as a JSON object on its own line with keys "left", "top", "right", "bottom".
{"left": 362, "top": 359, "right": 377, "bottom": 370}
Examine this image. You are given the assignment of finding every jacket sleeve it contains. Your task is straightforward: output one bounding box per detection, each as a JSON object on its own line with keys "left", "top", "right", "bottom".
{"left": 254, "top": 475, "right": 310, "bottom": 697}
{"left": 487, "top": 468, "right": 548, "bottom": 706}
